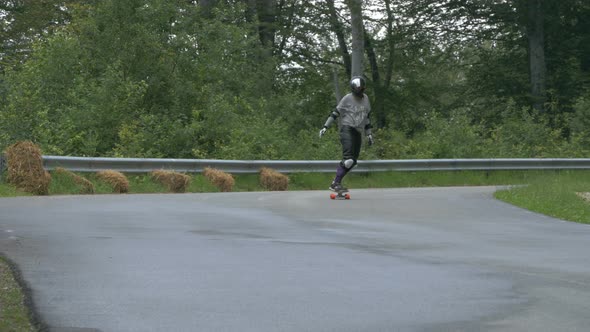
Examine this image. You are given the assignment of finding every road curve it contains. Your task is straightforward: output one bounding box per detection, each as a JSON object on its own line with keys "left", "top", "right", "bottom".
{"left": 1, "top": 187, "right": 590, "bottom": 332}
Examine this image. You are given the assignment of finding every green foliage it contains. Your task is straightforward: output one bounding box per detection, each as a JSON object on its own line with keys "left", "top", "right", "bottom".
{"left": 560, "top": 92, "right": 590, "bottom": 157}
{"left": 486, "top": 101, "right": 564, "bottom": 157}
{"left": 1, "top": 0, "right": 589, "bottom": 160}
{"left": 290, "top": 129, "right": 342, "bottom": 160}
{"left": 409, "top": 109, "right": 486, "bottom": 158}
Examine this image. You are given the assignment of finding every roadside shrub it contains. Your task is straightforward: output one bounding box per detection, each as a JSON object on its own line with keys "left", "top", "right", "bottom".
{"left": 53, "top": 167, "right": 95, "bottom": 194}
{"left": 4, "top": 141, "right": 51, "bottom": 195}
{"left": 150, "top": 170, "right": 191, "bottom": 193}
{"left": 259, "top": 167, "right": 289, "bottom": 191}
{"left": 410, "top": 109, "right": 485, "bottom": 158}
{"left": 202, "top": 167, "right": 234, "bottom": 192}
{"left": 487, "top": 103, "right": 562, "bottom": 157}
{"left": 569, "top": 91, "right": 590, "bottom": 137}
{"left": 96, "top": 170, "right": 129, "bottom": 193}
{"left": 566, "top": 92, "right": 590, "bottom": 153}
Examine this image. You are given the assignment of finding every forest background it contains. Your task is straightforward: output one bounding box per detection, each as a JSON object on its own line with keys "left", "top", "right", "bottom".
{"left": 0, "top": 0, "right": 589, "bottom": 161}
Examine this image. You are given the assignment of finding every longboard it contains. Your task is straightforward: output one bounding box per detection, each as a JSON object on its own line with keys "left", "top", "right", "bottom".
{"left": 330, "top": 190, "right": 351, "bottom": 200}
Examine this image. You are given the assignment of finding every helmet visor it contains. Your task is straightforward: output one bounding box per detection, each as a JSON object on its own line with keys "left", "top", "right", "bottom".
{"left": 351, "top": 77, "right": 365, "bottom": 94}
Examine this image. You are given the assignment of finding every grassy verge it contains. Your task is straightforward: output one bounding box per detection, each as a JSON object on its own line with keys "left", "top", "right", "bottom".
{"left": 494, "top": 170, "right": 590, "bottom": 224}
{"left": 0, "top": 256, "right": 38, "bottom": 332}
{"left": 0, "top": 178, "right": 30, "bottom": 197}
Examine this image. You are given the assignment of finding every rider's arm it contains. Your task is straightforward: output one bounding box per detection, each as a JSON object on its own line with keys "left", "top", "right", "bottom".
{"left": 323, "top": 108, "right": 340, "bottom": 129}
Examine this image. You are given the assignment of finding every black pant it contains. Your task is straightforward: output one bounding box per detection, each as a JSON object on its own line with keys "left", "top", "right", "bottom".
{"left": 340, "top": 125, "right": 362, "bottom": 164}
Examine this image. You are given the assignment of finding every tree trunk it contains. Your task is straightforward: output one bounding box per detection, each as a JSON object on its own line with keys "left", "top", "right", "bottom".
{"left": 527, "top": 0, "right": 547, "bottom": 112}
{"left": 242, "top": 0, "right": 276, "bottom": 93}
{"left": 364, "top": 31, "right": 386, "bottom": 128}
{"left": 348, "top": 0, "right": 364, "bottom": 78}
{"left": 383, "top": 0, "right": 395, "bottom": 89}
{"left": 256, "top": 0, "right": 276, "bottom": 49}
{"left": 327, "top": 0, "right": 351, "bottom": 78}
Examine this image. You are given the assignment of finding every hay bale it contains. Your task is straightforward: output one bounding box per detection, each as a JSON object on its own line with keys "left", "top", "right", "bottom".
{"left": 54, "top": 167, "right": 95, "bottom": 194}
{"left": 151, "top": 170, "right": 191, "bottom": 193}
{"left": 202, "top": 167, "right": 234, "bottom": 192}
{"left": 4, "top": 141, "right": 51, "bottom": 195}
{"left": 260, "top": 167, "right": 289, "bottom": 191}
{"left": 576, "top": 192, "right": 590, "bottom": 203}
{"left": 96, "top": 170, "right": 129, "bottom": 193}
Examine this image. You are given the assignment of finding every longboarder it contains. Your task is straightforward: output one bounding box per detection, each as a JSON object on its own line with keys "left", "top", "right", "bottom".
{"left": 319, "top": 76, "right": 374, "bottom": 196}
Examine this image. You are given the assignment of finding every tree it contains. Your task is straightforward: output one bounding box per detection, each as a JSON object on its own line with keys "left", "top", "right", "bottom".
{"left": 0, "top": 0, "right": 85, "bottom": 71}
{"left": 519, "top": 0, "right": 547, "bottom": 112}
{"left": 2, "top": 0, "right": 588, "bottom": 159}
{"left": 327, "top": 0, "right": 351, "bottom": 78}
{"left": 348, "top": 0, "right": 363, "bottom": 78}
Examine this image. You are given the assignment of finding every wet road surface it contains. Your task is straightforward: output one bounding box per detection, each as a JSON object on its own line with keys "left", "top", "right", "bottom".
{"left": 1, "top": 187, "right": 590, "bottom": 332}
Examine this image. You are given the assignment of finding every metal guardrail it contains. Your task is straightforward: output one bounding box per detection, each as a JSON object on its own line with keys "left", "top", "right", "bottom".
{"left": 41, "top": 156, "right": 590, "bottom": 173}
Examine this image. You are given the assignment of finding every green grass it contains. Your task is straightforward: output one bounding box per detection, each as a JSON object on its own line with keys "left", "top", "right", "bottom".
{"left": 0, "top": 176, "right": 30, "bottom": 197}
{"left": 495, "top": 170, "right": 590, "bottom": 224}
{"left": 125, "top": 175, "right": 169, "bottom": 194}
{"left": 287, "top": 170, "right": 537, "bottom": 190}
{"left": 0, "top": 183, "right": 28, "bottom": 197}
{"left": 0, "top": 256, "right": 38, "bottom": 332}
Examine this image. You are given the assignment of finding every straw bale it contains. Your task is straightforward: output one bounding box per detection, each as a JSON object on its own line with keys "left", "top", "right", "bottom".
{"left": 5, "top": 141, "right": 51, "bottom": 195}
{"left": 202, "top": 167, "right": 234, "bottom": 192}
{"left": 96, "top": 170, "right": 129, "bottom": 193}
{"left": 151, "top": 170, "right": 191, "bottom": 193}
{"left": 576, "top": 192, "right": 590, "bottom": 203}
{"left": 54, "top": 167, "right": 95, "bottom": 194}
{"left": 260, "top": 167, "right": 289, "bottom": 191}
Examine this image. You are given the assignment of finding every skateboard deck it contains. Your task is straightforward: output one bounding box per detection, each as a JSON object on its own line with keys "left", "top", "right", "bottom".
{"left": 330, "top": 190, "right": 351, "bottom": 200}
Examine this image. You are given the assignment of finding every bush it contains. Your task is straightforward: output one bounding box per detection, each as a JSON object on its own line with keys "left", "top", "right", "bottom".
{"left": 487, "top": 102, "right": 563, "bottom": 157}
{"left": 409, "top": 109, "right": 486, "bottom": 158}
{"left": 96, "top": 170, "right": 129, "bottom": 193}
{"left": 150, "top": 170, "right": 191, "bottom": 193}
{"left": 202, "top": 167, "right": 234, "bottom": 192}
{"left": 259, "top": 167, "right": 289, "bottom": 191}
{"left": 566, "top": 92, "right": 590, "bottom": 150}
{"left": 4, "top": 141, "right": 51, "bottom": 195}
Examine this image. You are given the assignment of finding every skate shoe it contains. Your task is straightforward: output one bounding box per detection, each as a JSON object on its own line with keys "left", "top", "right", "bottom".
{"left": 329, "top": 182, "right": 348, "bottom": 192}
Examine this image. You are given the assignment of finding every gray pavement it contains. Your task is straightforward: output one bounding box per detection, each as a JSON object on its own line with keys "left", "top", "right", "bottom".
{"left": 1, "top": 187, "right": 590, "bottom": 332}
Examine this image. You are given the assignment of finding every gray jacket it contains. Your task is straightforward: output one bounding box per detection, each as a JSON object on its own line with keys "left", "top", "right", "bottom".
{"left": 324, "top": 93, "right": 372, "bottom": 134}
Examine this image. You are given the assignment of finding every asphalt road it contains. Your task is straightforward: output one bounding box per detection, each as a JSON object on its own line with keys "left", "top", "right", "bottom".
{"left": 1, "top": 187, "right": 590, "bottom": 332}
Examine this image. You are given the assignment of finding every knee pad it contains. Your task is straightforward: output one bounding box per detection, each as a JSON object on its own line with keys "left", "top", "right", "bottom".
{"left": 343, "top": 159, "right": 356, "bottom": 170}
